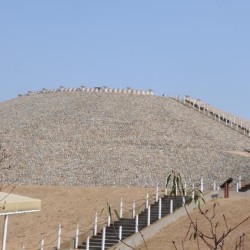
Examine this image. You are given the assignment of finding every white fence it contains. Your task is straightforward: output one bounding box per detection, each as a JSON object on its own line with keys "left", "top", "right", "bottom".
{"left": 21, "top": 176, "right": 245, "bottom": 250}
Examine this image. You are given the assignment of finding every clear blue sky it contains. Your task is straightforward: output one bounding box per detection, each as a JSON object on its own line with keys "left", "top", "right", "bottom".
{"left": 0, "top": 1, "right": 250, "bottom": 120}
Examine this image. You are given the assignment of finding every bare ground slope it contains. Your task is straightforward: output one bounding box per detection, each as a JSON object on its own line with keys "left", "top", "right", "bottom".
{"left": 138, "top": 197, "right": 250, "bottom": 250}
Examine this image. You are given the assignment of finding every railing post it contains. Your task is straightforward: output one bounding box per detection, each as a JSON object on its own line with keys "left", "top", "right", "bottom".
{"left": 120, "top": 198, "right": 123, "bottom": 219}
{"left": 192, "top": 183, "right": 194, "bottom": 200}
{"left": 75, "top": 224, "right": 79, "bottom": 249}
{"left": 158, "top": 197, "right": 162, "bottom": 219}
{"left": 156, "top": 184, "right": 159, "bottom": 202}
{"left": 135, "top": 214, "right": 139, "bottom": 233}
{"left": 182, "top": 196, "right": 186, "bottom": 206}
{"left": 102, "top": 226, "right": 106, "bottom": 250}
{"left": 170, "top": 199, "right": 173, "bottom": 214}
{"left": 57, "top": 224, "right": 61, "bottom": 249}
{"left": 40, "top": 236, "right": 44, "bottom": 250}
{"left": 146, "top": 191, "right": 149, "bottom": 209}
{"left": 107, "top": 214, "right": 111, "bottom": 227}
{"left": 165, "top": 177, "right": 168, "bottom": 195}
{"left": 201, "top": 177, "right": 204, "bottom": 193}
{"left": 86, "top": 236, "right": 90, "bottom": 250}
{"left": 147, "top": 205, "right": 151, "bottom": 226}
{"left": 2, "top": 215, "right": 9, "bottom": 250}
{"left": 94, "top": 212, "right": 98, "bottom": 236}
{"left": 119, "top": 226, "right": 122, "bottom": 242}
{"left": 132, "top": 200, "right": 136, "bottom": 219}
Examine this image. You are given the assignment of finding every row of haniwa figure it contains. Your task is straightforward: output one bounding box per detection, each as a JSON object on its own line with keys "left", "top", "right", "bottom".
{"left": 18, "top": 86, "right": 154, "bottom": 97}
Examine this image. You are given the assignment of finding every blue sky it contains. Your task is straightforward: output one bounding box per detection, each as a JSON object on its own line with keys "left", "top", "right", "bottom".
{"left": 0, "top": 1, "right": 250, "bottom": 119}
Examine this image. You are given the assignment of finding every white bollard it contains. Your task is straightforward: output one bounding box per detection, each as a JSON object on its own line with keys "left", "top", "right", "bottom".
{"left": 86, "top": 236, "right": 90, "bottom": 250}
{"left": 135, "top": 214, "right": 139, "bottom": 233}
{"left": 102, "top": 226, "right": 106, "bottom": 250}
{"left": 132, "top": 200, "right": 136, "bottom": 219}
{"left": 158, "top": 197, "right": 162, "bottom": 219}
{"left": 156, "top": 185, "right": 159, "bottom": 202}
{"left": 119, "top": 226, "right": 122, "bottom": 241}
{"left": 75, "top": 224, "right": 79, "bottom": 249}
{"left": 146, "top": 191, "right": 149, "bottom": 209}
{"left": 213, "top": 181, "right": 216, "bottom": 191}
{"left": 94, "top": 212, "right": 98, "bottom": 236}
{"left": 236, "top": 182, "right": 239, "bottom": 192}
{"left": 170, "top": 199, "right": 173, "bottom": 214}
{"left": 147, "top": 205, "right": 151, "bottom": 226}
{"left": 120, "top": 198, "right": 123, "bottom": 219}
{"left": 57, "top": 224, "right": 62, "bottom": 249}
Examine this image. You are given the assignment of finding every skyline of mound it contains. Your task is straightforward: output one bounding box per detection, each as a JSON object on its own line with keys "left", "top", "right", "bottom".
{"left": 0, "top": 91, "right": 249, "bottom": 187}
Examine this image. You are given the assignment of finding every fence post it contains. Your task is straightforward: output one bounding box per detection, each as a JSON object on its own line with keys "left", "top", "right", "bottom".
{"left": 119, "top": 226, "right": 122, "bottom": 242}
{"left": 147, "top": 205, "right": 151, "bottom": 226}
{"left": 170, "top": 199, "right": 173, "bottom": 214}
{"left": 57, "top": 224, "right": 61, "bottom": 249}
{"left": 40, "top": 236, "right": 44, "bottom": 250}
{"left": 146, "top": 191, "right": 149, "bottom": 209}
{"left": 120, "top": 198, "right": 123, "bottom": 219}
{"left": 182, "top": 196, "right": 185, "bottom": 206}
{"left": 156, "top": 184, "right": 159, "bottom": 202}
{"left": 132, "top": 200, "right": 136, "bottom": 219}
{"left": 192, "top": 183, "right": 194, "bottom": 200}
{"left": 213, "top": 181, "right": 216, "bottom": 191}
{"left": 239, "top": 176, "right": 242, "bottom": 189}
{"left": 94, "top": 212, "right": 98, "bottom": 236}
{"left": 165, "top": 177, "right": 168, "bottom": 195}
{"left": 236, "top": 182, "right": 239, "bottom": 192}
{"left": 135, "top": 214, "right": 139, "bottom": 233}
{"left": 86, "top": 236, "right": 90, "bottom": 250}
{"left": 158, "top": 197, "right": 162, "bottom": 219}
{"left": 201, "top": 177, "right": 204, "bottom": 193}
{"left": 107, "top": 214, "right": 111, "bottom": 227}
{"left": 184, "top": 181, "right": 187, "bottom": 196}
{"left": 102, "top": 226, "right": 106, "bottom": 250}
{"left": 75, "top": 224, "right": 79, "bottom": 249}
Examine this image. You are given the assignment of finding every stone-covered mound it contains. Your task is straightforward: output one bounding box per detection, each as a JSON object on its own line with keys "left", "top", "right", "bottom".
{"left": 0, "top": 92, "right": 249, "bottom": 187}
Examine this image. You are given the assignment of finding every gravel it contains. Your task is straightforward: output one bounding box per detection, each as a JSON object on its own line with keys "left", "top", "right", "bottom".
{"left": 0, "top": 91, "right": 249, "bottom": 188}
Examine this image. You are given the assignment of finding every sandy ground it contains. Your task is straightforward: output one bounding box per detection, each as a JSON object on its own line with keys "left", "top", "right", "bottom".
{"left": 138, "top": 197, "right": 250, "bottom": 250}
{"left": 0, "top": 186, "right": 151, "bottom": 250}
{"left": 0, "top": 186, "right": 249, "bottom": 250}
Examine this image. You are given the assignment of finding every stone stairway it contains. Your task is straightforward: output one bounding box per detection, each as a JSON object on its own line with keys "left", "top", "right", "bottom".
{"left": 77, "top": 196, "right": 184, "bottom": 250}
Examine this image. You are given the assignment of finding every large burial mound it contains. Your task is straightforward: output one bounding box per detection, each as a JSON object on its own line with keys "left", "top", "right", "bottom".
{"left": 0, "top": 90, "right": 249, "bottom": 187}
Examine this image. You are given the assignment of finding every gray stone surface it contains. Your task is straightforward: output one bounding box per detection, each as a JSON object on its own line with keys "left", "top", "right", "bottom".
{"left": 0, "top": 92, "right": 249, "bottom": 187}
